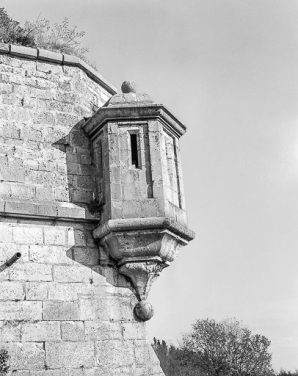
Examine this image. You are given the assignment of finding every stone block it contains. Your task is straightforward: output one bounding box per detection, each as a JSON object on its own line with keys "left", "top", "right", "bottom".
{"left": 36, "top": 186, "right": 54, "bottom": 201}
{"left": 25, "top": 282, "right": 48, "bottom": 300}
{"left": 0, "top": 223, "right": 13, "bottom": 242}
{"left": 0, "top": 320, "right": 21, "bottom": 341}
{"left": 48, "top": 281, "right": 92, "bottom": 301}
{"left": 71, "top": 189, "right": 93, "bottom": 204}
{"left": 85, "top": 321, "right": 122, "bottom": 341}
{"left": 29, "top": 245, "right": 73, "bottom": 264}
{"left": 0, "top": 342, "right": 45, "bottom": 370}
{"left": 38, "top": 49, "right": 63, "bottom": 64}
{"left": 121, "top": 322, "right": 146, "bottom": 340}
{"left": 79, "top": 296, "right": 109, "bottom": 321}
{"left": 73, "top": 246, "right": 99, "bottom": 266}
{"left": 73, "top": 229, "right": 88, "bottom": 246}
{"left": 22, "top": 321, "right": 61, "bottom": 341}
{"left": 0, "top": 301, "right": 42, "bottom": 320}
{"left": 0, "top": 181, "right": 11, "bottom": 196}
{"left": 63, "top": 54, "right": 80, "bottom": 66}
{"left": 57, "top": 204, "right": 86, "bottom": 219}
{"left": 45, "top": 341, "right": 94, "bottom": 369}
{"left": 134, "top": 341, "right": 151, "bottom": 366}
{"left": 61, "top": 321, "right": 85, "bottom": 341}
{"left": 67, "top": 227, "right": 75, "bottom": 246}
{"left": 54, "top": 188, "right": 69, "bottom": 202}
{"left": 10, "top": 263, "right": 52, "bottom": 282}
{"left": 44, "top": 227, "right": 67, "bottom": 245}
{"left": 148, "top": 345, "right": 162, "bottom": 365}
{"left": 0, "top": 281, "right": 24, "bottom": 300}
{"left": 43, "top": 301, "right": 80, "bottom": 320}
{"left": 13, "top": 226, "right": 43, "bottom": 244}
{"left": 10, "top": 184, "right": 35, "bottom": 199}
{"left": 53, "top": 265, "right": 92, "bottom": 283}
{"left": 38, "top": 203, "right": 58, "bottom": 217}
{"left": 95, "top": 340, "right": 134, "bottom": 367}
{"left": 5, "top": 200, "right": 38, "bottom": 216}
{"left": 90, "top": 266, "right": 111, "bottom": 286}
{"left": 10, "top": 45, "right": 38, "bottom": 59}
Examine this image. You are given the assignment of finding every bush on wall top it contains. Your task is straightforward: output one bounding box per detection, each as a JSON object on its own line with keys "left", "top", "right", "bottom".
{"left": 0, "top": 8, "right": 96, "bottom": 69}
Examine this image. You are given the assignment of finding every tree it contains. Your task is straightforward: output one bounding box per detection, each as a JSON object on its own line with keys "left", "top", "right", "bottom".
{"left": 277, "top": 371, "right": 298, "bottom": 376}
{"left": 152, "top": 338, "right": 203, "bottom": 376}
{"left": 182, "top": 318, "right": 273, "bottom": 376}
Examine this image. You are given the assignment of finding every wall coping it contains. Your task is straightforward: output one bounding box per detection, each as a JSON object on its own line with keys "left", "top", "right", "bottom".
{"left": 0, "top": 43, "right": 117, "bottom": 95}
{"left": 0, "top": 198, "right": 100, "bottom": 223}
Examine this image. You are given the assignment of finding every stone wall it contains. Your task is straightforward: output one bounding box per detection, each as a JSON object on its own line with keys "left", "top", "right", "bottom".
{"left": 0, "top": 45, "right": 164, "bottom": 375}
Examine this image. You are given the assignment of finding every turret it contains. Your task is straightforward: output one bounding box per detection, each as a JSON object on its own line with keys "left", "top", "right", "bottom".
{"left": 83, "top": 81, "right": 195, "bottom": 320}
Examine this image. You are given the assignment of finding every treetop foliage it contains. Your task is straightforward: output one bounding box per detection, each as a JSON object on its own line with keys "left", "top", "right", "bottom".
{"left": 153, "top": 318, "right": 280, "bottom": 376}
{"left": 0, "top": 8, "right": 96, "bottom": 69}
{"left": 183, "top": 318, "right": 273, "bottom": 376}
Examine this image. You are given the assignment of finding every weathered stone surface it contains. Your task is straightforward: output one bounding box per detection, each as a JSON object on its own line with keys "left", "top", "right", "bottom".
{"left": 95, "top": 340, "right": 135, "bottom": 368}
{"left": 85, "top": 321, "right": 122, "bottom": 341}
{"left": 46, "top": 341, "right": 94, "bottom": 369}
{"left": 0, "top": 281, "right": 24, "bottom": 300}
{"left": 0, "top": 342, "right": 45, "bottom": 370}
{"left": 22, "top": 321, "right": 61, "bottom": 341}
{"left": 0, "top": 301, "right": 42, "bottom": 320}
{"left": 61, "top": 321, "right": 85, "bottom": 341}
{"left": 43, "top": 301, "right": 80, "bottom": 320}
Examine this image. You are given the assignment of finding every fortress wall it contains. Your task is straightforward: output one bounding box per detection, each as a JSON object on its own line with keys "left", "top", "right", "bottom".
{"left": 0, "top": 46, "right": 163, "bottom": 375}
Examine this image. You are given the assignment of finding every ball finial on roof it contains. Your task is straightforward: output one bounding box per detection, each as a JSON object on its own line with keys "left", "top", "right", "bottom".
{"left": 121, "top": 81, "right": 137, "bottom": 93}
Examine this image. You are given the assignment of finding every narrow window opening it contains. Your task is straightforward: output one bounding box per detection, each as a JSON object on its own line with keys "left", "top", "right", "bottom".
{"left": 130, "top": 133, "right": 139, "bottom": 168}
{"left": 97, "top": 142, "right": 103, "bottom": 180}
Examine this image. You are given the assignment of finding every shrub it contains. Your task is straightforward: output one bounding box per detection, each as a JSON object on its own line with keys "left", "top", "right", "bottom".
{"left": 0, "top": 8, "right": 96, "bottom": 69}
{"left": 0, "top": 8, "right": 35, "bottom": 46}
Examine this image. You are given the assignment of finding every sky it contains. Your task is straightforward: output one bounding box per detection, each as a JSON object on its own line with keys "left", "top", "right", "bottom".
{"left": 2, "top": 0, "right": 298, "bottom": 371}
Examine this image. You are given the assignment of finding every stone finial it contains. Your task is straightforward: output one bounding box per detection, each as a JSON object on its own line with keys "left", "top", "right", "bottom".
{"left": 121, "top": 80, "right": 137, "bottom": 93}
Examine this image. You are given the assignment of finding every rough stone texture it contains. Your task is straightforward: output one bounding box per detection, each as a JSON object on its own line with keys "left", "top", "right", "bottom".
{"left": 0, "top": 50, "right": 164, "bottom": 375}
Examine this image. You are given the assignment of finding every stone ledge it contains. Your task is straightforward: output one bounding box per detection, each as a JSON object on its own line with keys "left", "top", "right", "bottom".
{"left": 0, "top": 199, "right": 100, "bottom": 223}
{"left": 93, "top": 217, "right": 195, "bottom": 242}
{"left": 0, "top": 43, "right": 117, "bottom": 95}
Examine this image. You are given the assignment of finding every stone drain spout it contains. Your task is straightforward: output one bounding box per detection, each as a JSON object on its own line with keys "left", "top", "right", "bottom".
{"left": 0, "top": 252, "right": 22, "bottom": 272}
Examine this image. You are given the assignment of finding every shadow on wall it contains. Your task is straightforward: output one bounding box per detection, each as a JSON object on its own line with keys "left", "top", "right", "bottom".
{"left": 52, "top": 120, "right": 137, "bottom": 317}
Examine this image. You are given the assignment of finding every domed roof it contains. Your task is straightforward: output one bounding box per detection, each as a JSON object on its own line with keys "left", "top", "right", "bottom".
{"left": 103, "top": 80, "right": 155, "bottom": 107}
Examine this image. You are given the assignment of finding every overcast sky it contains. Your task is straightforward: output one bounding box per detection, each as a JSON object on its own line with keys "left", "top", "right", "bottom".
{"left": 3, "top": 0, "right": 298, "bottom": 371}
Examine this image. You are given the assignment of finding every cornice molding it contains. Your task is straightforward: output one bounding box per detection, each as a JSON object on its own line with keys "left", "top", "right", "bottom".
{"left": 93, "top": 217, "right": 195, "bottom": 242}
{"left": 83, "top": 105, "right": 187, "bottom": 139}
